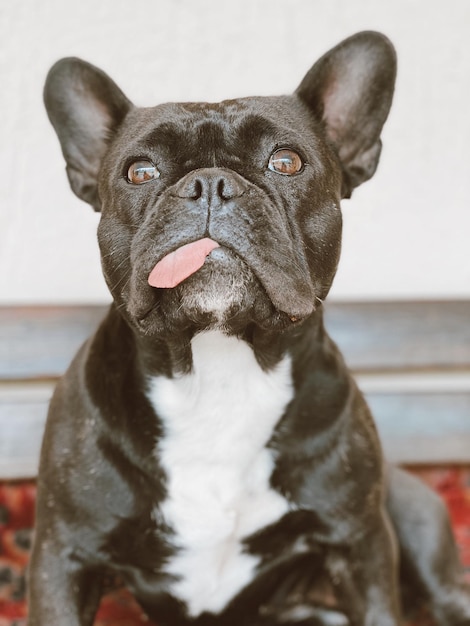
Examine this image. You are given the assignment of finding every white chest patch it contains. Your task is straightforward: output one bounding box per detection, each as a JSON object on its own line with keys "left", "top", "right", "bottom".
{"left": 148, "top": 331, "right": 293, "bottom": 617}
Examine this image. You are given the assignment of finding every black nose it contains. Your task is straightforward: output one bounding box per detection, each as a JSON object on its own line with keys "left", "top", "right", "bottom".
{"left": 175, "top": 168, "right": 246, "bottom": 205}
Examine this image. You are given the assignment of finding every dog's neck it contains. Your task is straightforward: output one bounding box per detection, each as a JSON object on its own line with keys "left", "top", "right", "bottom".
{"left": 127, "top": 304, "right": 328, "bottom": 379}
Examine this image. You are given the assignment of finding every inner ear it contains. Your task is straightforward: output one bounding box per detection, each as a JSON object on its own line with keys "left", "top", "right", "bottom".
{"left": 44, "top": 58, "right": 132, "bottom": 211}
{"left": 296, "top": 31, "right": 396, "bottom": 197}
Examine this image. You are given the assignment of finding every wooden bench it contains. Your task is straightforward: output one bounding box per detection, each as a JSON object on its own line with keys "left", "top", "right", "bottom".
{"left": 1, "top": 301, "right": 469, "bottom": 479}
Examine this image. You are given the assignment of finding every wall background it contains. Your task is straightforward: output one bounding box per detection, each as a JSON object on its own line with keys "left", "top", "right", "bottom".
{"left": 1, "top": 0, "right": 469, "bottom": 304}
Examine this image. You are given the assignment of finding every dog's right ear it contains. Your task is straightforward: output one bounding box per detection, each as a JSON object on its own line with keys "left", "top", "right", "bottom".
{"left": 44, "top": 58, "right": 132, "bottom": 211}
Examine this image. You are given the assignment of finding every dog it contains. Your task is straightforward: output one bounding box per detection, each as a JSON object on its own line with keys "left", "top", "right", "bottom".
{"left": 28, "top": 32, "right": 470, "bottom": 626}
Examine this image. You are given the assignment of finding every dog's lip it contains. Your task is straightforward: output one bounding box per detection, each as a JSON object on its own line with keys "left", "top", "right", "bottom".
{"left": 134, "top": 244, "right": 316, "bottom": 329}
{"left": 137, "top": 237, "right": 316, "bottom": 324}
{"left": 218, "top": 243, "right": 316, "bottom": 320}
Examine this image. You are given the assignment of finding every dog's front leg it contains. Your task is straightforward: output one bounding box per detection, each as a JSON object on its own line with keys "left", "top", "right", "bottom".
{"left": 354, "top": 509, "right": 401, "bottom": 626}
{"left": 27, "top": 538, "right": 103, "bottom": 626}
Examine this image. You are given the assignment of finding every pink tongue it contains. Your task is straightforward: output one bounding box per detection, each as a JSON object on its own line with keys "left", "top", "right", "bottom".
{"left": 148, "top": 238, "right": 220, "bottom": 288}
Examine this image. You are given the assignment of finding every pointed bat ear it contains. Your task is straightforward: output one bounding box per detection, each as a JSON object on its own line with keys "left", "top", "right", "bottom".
{"left": 44, "top": 58, "right": 132, "bottom": 211}
{"left": 296, "top": 31, "right": 397, "bottom": 198}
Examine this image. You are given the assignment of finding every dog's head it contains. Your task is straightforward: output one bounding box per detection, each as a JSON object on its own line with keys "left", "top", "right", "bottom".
{"left": 44, "top": 32, "right": 395, "bottom": 337}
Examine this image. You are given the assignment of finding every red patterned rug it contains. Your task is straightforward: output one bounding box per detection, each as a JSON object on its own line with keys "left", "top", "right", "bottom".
{"left": 1, "top": 466, "right": 469, "bottom": 625}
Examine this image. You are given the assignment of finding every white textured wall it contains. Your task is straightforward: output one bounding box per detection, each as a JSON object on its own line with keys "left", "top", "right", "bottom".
{"left": 1, "top": 0, "right": 469, "bottom": 304}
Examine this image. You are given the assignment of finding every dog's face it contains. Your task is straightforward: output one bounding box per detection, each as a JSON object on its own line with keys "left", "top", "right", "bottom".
{"left": 97, "top": 98, "right": 342, "bottom": 336}
{"left": 44, "top": 32, "right": 396, "bottom": 338}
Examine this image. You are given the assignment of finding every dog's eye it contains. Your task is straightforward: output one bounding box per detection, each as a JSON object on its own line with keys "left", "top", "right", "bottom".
{"left": 268, "top": 149, "right": 303, "bottom": 176}
{"left": 127, "top": 160, "right": 160, "bottom": 184}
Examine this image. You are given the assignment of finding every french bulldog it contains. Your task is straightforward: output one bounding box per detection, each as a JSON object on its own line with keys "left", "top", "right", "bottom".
{"left": 28, "top": 31, "right": 470, "bottom": 626}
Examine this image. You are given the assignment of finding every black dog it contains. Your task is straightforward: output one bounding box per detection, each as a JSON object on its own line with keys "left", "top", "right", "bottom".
{"left": 29, "top": 32, "right": 470, "bottom": 626}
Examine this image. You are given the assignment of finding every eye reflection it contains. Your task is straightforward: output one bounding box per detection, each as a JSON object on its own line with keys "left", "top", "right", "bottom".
{"left": 127, "top": 160, "right": 160, "bottom": 184}
{"left": 268, "top": 149, "right": 303, "bottom": 176}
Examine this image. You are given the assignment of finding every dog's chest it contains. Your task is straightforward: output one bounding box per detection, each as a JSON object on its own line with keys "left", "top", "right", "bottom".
{"left": 148, "top": 331, "right": 293, "bottom": 616}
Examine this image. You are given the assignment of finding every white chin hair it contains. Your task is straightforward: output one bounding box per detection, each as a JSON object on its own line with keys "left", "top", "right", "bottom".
{"left": 180, "top": 266, "right": 254, "bottom": 323}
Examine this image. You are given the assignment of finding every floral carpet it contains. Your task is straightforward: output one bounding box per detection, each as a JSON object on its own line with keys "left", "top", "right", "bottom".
{"left": 1, "top": 466, "right": 469, "bottom": 626}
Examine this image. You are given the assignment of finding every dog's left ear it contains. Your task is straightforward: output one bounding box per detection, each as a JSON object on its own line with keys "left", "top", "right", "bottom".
{"left": 297, "top": 31, "right": 396, "bottom": 198}
{"left": 44, "top": 58, "right": 132, "bottom": 211}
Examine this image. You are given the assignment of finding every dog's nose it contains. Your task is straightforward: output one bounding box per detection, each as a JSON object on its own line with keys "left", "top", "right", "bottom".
{"left": 175, "top": 168, "right": 246, "bottom": 205}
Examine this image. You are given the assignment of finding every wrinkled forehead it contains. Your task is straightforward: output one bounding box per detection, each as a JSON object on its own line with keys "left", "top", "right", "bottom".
{"left": 116, "top": 96, "right": 318, "bottom": 160}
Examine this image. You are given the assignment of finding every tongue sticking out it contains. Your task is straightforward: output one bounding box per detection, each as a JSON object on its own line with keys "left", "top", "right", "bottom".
{"left": 148, "top": 238, "right": 220, "bottom": 288}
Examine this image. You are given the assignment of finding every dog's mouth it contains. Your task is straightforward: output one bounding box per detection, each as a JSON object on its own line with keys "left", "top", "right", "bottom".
{"left": 126, "top": 236, "right": 316, "bottom": 337}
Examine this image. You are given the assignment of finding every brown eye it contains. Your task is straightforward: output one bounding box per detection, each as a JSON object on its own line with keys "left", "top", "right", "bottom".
{"left": 268, "top": 149, "right": 303, "bottom": 176}
{"left": 127, "top": 160, "right": 160, "bottom": 184}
